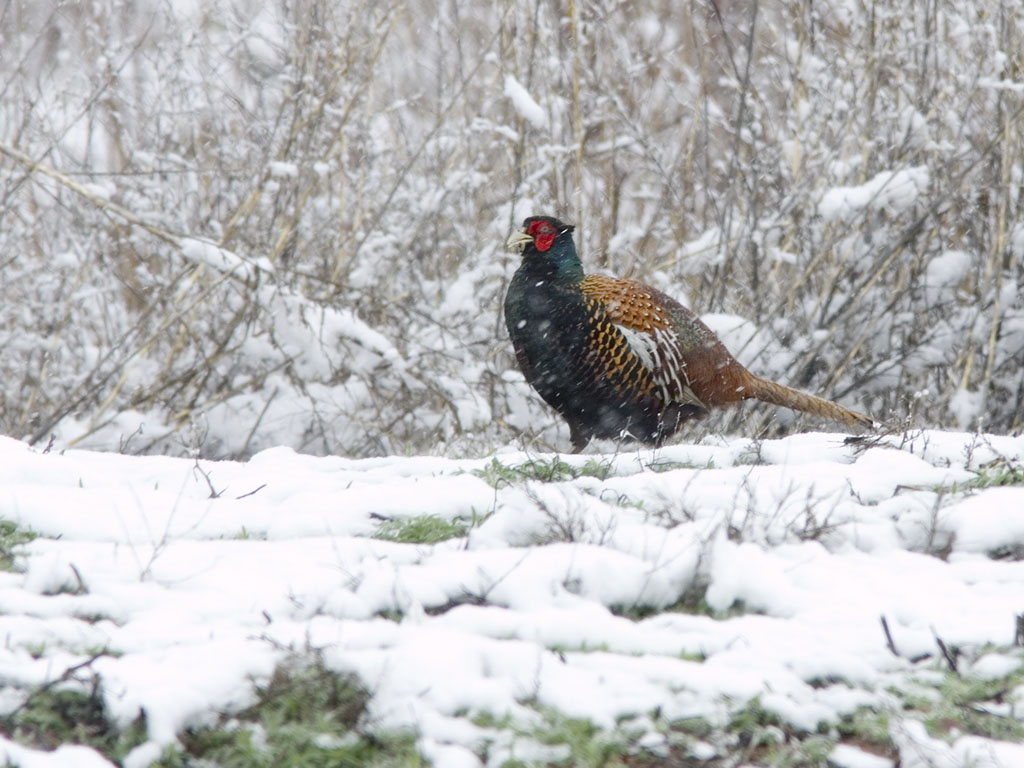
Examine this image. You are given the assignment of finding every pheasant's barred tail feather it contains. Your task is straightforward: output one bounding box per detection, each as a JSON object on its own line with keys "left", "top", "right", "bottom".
{"left": 747, "top": 375, "right": 874, "bottom": 429}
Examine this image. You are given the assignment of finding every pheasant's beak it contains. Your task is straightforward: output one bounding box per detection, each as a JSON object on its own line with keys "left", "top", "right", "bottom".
{"left": 505, "top": 229, "right": 534, "bottom": 252}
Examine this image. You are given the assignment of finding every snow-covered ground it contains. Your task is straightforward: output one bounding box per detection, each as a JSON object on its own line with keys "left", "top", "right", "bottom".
{"left": 1, "top": 429, "right": 1024, "bottom": 767}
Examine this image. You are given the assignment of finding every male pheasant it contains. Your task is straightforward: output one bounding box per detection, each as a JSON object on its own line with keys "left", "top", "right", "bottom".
{"left": 504, "top": 215, "right": 873, "bottom": 451}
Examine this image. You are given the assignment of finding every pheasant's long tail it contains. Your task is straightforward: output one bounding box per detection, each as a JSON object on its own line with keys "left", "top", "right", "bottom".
{"left": 746, "top": 374, "right": 874, "bottom": 429}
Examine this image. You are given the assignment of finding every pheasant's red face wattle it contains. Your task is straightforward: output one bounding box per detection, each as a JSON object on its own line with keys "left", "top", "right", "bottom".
{"left": 527, "top": 220, "right": 556, "bottom": 252}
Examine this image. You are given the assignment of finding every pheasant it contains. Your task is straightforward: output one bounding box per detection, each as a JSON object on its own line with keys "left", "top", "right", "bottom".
{"left": 504, "top": 215, "right": 874, "bottom": 451}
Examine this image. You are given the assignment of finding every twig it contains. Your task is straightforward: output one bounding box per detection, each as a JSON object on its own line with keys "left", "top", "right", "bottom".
{"left": 932, "top": 626, "right": 959, "bottom": 673}
{"left": 193, "top": 459, "right": 222, "bottom": 499}
{"left": 236, "top": 484, "right": 267, "bottom": 500}
{"left": 68, "top": 563, "right": 89, "bottom": 595}
{"left": 880, "top": 614, "right": 899, "bottom": 657}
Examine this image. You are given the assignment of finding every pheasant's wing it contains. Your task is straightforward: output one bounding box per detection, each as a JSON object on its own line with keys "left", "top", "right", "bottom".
{"left": 580, "top": 275, "right": 706, "bottom": 410}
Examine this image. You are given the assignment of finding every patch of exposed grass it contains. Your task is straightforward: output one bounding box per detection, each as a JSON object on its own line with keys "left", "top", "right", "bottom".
{"left": 473, "top": 456, "right": 614, "bottom": 488}
{"left": 153, "top": 655, "right": 421, "bottom": 768}
{"left": 726, "top": 696, "right": 786, "bottom": 739}
{"left": 972, "top": 458, "right": 1024, "bottom": 489}
{"left": 2, "top": 680, "right": 147, "bottom": 762}
{"left": 547, "top": 640, "right": 611, "bottom": 655}
{"left": 721, "top": 698, "right": 845, "bottom": 767}
{"left": 835, "top": 706, "right": 894, "bottom": 755}
{"left": 644, "top": 458, "right": 715, "bottom": 473}
{"left": 466, "top": 654, "right": 1022, "bottom": 768}
{"left": 479, "top": 702, "right": 838, "bottom": 768}
{"left": 479, "top": 707, "right": 632, "bottom": 768}
{"left": 613, "top": 586, "right": 748, "bottom": 622}
{"left": 933, "top": 457, "right": 1024, "bottom": 497}
{"left": 534, "top": 712, "right": 627, "bottom": 767}
{"left": 473, "top": 696, "right": 893, "bottom": 768}
{"left": 372, "top": 513, "right": 469, "bottom": 544}
{"left": 917, "top": 665, "right": 1024, "bottom": 742}
{"left": 0, "top": 519, "right": 36, "bottom": 572}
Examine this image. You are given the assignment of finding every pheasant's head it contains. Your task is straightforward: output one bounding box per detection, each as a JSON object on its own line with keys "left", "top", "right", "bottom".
{"left": 506, "top": 215, "right": 582, "bottom": 281}
{"left": 506, "top": 216, "right": 575, "bottom": 253}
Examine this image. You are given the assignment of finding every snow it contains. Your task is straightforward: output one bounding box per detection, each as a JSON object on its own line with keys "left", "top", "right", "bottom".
{"left": 1, "top": 429, "right": 1023, "bottom": 765}
{"left": 818, "top": 166, "right": 930, "bottom": 221}
{"left": 1011, "top": 222, "right": 1024, "bottom": 262}
{"left": 675, "top": 227, "right": 723, "bottom": 273}
{"left": 925, "top": 250, "right": 972, "bottom": 303}
{"left": 943, "top": 487, "right": 1024, "bottom": 553}
{"left": 0, "top": 743, "right": 117, "bottom": 768}
{"left": 967, "top": 653, "right": 1022, "bottom": 682}
{"left": 179, "top": 238, "right": 267, "bottom": 281}
{"left": 830, "top": 743, "right": 894, "bottom": 768}
{"left": 268, "top": 161, "right": 298, "bottom": 178}
{"left": 503, "top": 75, "right": 547, "bottom": 129}
{"left": 892, "top": 719, "right": 1024, "bottom": 768}
{"left": 950, "top": 387, "right": 985, "bottom": 430}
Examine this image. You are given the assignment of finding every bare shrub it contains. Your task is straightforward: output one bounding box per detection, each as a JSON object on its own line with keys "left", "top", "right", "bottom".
{"left": 1, "top": 0, "right": 1021, "bottom": 458}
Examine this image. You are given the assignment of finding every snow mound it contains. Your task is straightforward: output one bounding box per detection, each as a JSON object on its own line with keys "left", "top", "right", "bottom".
{"left": 0, "top": 429, "right": 1022, "bottom": 765}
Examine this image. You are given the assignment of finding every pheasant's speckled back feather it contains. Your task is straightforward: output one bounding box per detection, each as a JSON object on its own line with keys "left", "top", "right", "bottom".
{"left": 582, "top": 275, "right": 722, "bottom": 410}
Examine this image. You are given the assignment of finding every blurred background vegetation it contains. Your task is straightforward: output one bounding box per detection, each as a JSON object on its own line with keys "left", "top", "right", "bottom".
{"left": 1, "top": 0, "right": 1022, "bottom": 458}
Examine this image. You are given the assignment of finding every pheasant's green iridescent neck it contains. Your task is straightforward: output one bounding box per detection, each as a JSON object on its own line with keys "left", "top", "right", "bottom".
{"left": 531, "top": 238, "right": 584, "bottom": 282}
